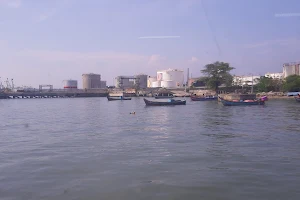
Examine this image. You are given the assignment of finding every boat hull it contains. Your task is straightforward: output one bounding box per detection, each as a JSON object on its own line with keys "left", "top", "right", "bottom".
{"left": 295, "top": 97, "right": 300, "bottom": 102}
{"left": 155, "top": 96, "right": 174, "bottom": 99}
{"left": 219, "top": 97, "right": 265, "bottom": 106}
{"left": 191, "top": 96, "right": 217, "bottom": 101}
{"left": 107, "top": 96, "right": 132, "bottom": 101}
{"left": 144, "top": 98, "right": 186, "bottom": 106}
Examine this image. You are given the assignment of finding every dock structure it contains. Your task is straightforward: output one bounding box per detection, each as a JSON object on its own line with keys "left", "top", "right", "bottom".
{"left": 0, "top": 90, "right": 108, "bottom": 99}
{"left": 0, "top": 87, "right": 212, "bottom": 99}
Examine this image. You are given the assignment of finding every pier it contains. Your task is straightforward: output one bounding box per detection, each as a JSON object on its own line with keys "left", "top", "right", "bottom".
{"left": 0, "top": 91, "right": 108, "bottom": 99}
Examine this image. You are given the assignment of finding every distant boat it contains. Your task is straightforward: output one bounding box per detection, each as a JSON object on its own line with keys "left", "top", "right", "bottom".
{"left": 219, "top": 96, "right": 267, "bottom": 106}
{"left": 144, "top": 98, "right": 186, "bottom": 106}
{"left": 191, "top": 95, "right": 217, "bottom": 101}
{"left": 287, "top": 92, "right": 300, "bottom": 96}
{"left": 107, "top": 95, "right": 132, "bottom": 101}
{"left": 295, "top": 96, "right": 300, "bottom": 102}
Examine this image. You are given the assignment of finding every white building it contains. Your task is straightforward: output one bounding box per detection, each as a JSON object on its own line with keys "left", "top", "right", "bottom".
{"left": 283, "top": 62, "right": 300, "bottom": 78}
{"left": 265, "top": 72, "right": 283, "bottom": 79}
{"left": 233, "top": 75, "right": 260, "bottom": 86}
{"left": 154, "top": 69, "right": 184, "bottom": 88}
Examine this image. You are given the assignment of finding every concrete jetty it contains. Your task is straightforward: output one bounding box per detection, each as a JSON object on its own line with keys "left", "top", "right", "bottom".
{"left": 0, "top": 91, "right": 108, "bottom": 99}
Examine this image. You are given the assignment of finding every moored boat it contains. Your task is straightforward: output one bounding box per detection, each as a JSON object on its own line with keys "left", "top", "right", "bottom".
{"left": 191, "top": 95, "right": 217, "bottom": 101}
{"left": 144, "top": 98, "right": 186, "bottom": 106}
{"left": 219, "top": 96, "right": 267, "bottom": 106}
{"left": 155, "top": 96, "right": 174, "bottom": 99}
{"left": 107, "top": 96, "right": 132, "bottom": 101}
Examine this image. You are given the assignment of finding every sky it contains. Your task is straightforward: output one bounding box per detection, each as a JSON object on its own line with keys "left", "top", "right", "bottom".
{"left": 1, "top": 0, "right": 300, "bottom": 88}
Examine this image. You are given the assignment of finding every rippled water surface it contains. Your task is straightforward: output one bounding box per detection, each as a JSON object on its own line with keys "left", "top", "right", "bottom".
{"left": 0, "top": 98, "right": 300, "bottom": 200}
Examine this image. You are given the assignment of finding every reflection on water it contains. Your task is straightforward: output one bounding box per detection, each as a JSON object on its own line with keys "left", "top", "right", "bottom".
{"left": 0, "top": 98, "right": 300, "bottom": 200}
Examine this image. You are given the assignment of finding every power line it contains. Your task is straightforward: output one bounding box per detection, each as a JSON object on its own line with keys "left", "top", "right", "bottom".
{"left": 201, "top": 0, "right": 222, "bottom": 56}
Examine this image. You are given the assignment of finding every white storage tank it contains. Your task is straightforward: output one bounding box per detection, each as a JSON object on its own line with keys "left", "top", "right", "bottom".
{"left": 63, "top": 80, "right": 78, "bottom": 89}
{"left": 161, "top": 80, "right": 176, "bottom": 88}
{"left": 147, "top": 76, "right": 157, "bottom": 87}
{"left": 157, "top": 72, "right": 163, "bottom": 81}
{"left": 157, "top": 69, "right": 184, "bottom": 87}
{"left": 151, "top": 81, "right": 161, "bottom": 88}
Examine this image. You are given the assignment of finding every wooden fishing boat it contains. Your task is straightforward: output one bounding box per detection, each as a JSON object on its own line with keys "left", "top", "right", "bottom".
{"left": 107, "top": 96, "right": 132, "bottom": 101}
{"left": 144, "top": 98, "right": 186, "bottom": 106}
{"left": 155, "top": 96, "right": 174, "bottom": 99}
{"left": 191, "top": 95, "right": 217, "bottom": 101}
{"left": 219, "top": 96, "right": 267, "bottom": 106}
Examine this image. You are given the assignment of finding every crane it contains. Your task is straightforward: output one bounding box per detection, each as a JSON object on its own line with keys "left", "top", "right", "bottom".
{"left": 6, "top": 78, "right": 11, "bottom": 89}
{"left": 11, "top": 79, "right": 14, "bottom": 90}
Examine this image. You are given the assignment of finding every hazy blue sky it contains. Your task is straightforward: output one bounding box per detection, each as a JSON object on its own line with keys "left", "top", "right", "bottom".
{"left": 1, "top": 0, "right": 300, "bottom": 88}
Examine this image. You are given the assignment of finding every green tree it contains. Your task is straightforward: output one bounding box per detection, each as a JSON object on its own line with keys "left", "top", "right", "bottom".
{"left": 282, "top": 75, "right": 300, "bottom": 92}
{"left": 255, "top": 76, "right": 273, "bottom": 92}
{"left": 255, "top": 76, "right": 283, "bottom": 92}
{"left": 201, "top": 61, "right": 234, "bottom": 92}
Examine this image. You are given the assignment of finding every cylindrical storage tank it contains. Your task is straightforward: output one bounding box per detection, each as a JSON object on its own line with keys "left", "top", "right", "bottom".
{"left": 161, "top": 80, "right": 176, "bottom": 88}
{"left": 157, "top": 69, "right": 184, "bottom": 87}
{"left": 165, "top": 69, "right": 184, "bottom": 86}
{"left": 157, "top": 72, "right": 163, "bottom": 81}
{"left": 151, "top": 81, "right": 161, "bottom": 88}
{"left": 82, "top": 73, "right": 101, "bottom": 89}
{"left": 147, "top": 76, "right": 157, "bottom": 87}
{"left": 63, "top": 80, "right": 78, "bottom": 89}
{"left": 160, "top": 71, "right": 172, "bottom": 81}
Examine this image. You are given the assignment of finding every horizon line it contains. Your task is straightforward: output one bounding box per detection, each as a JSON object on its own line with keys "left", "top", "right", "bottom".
{"left": 138, "top": 36, "right": 181, "bottom": 39}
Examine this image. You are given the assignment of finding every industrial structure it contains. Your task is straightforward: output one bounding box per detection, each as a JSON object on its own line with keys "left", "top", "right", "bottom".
{"left": 39, "top": 85, "right": 53, "bottom": 92}
{"left": 115, "top": 74, "right": 148, "bottom": 89}
{"left": 283, "top": 62, "right": 300, "bottom": 78}
{"left": 82, "top": 73, "right": 106, "bottom": 89}
{"left": 63, "top": 80, "right": 78, "bottom": 89}
{"left": 147, "top": 76, "right": 157, "bottom": 87}
{"left": 136, "top": 74, "right": 148, "bottom": 88}
{"left": 151, "top": 69, "right": 184, "bottom": 88}
{"left": 100, "top": 81, "right": 107, "bottom": 88}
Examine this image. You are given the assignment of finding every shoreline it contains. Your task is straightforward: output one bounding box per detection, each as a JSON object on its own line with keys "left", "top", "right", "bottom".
{"left": 259, "top": 95, "right": 297, "bottom": 100}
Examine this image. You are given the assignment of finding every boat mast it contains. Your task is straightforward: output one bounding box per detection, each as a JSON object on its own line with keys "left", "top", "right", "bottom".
{"left": 251, "top": 74, "right": 253, "bottom": 93}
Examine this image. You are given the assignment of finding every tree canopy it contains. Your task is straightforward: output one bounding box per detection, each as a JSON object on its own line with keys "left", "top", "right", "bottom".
{"left": 255, "top": 76, "right": 282, "bottom": 92}
{"left": 282, "top": 75, "right": 300, "bottom": 92}
{"left": 201, "top": 61, "right": 234, "bottom": 92}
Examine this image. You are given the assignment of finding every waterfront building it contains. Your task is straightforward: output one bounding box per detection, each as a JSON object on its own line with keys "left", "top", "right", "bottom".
{"left": 265, "top": 72, "right": 283, "bottom": 79}
{"left": 233, "top": 75, "right": 260, "bottom": 86}
{"left": 283, "top": 62, "right": 300, "bottom": 78}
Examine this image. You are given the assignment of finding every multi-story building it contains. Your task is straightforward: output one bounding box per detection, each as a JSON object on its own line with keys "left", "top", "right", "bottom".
{"left": 265, "top": 72, "right": 283, "bottom": 79}
{"left": 100, "top": 81, "right": 107, "bottom": 88}
{"left": 283, "top": 62, "right": 300, "bottom": 78}
{"left": 115, "top": 74, "right": 148, "bottom": 89}
{"left": 233, "top": 75, "right": 260, "bottom": 86}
